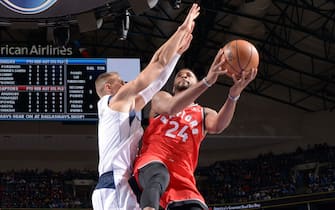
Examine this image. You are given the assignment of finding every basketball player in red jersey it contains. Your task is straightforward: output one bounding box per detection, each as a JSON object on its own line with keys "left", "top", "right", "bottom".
{"left": 131, "top": 48, "right": 258, "bottom": 210}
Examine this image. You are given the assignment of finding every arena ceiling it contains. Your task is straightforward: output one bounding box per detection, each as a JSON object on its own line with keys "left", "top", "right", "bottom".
{"left": 0, "top": 0, "right": 334, "bottom": 112}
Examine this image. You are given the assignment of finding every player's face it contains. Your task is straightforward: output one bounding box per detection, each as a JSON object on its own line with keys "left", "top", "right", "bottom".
{"left": 173, "top": 69, "right": 198, "bottom": 92}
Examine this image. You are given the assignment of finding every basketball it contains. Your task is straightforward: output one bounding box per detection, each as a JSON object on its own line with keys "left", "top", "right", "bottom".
{"left": 222, "top": 39, "right": 259, "bottom": 79}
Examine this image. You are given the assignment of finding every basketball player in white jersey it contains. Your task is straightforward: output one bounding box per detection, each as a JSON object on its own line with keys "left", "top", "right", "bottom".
{"left": 91, "top": 4, "right": 200, "bottom": 210}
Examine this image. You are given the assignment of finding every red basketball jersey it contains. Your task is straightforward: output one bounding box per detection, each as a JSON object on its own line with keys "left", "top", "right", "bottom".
{"left": 134, "top": 104, "right": 207, "bottom": 209}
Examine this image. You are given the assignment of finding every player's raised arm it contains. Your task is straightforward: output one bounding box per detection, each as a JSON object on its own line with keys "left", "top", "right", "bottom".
{"left": 117, "top": 3, "right": 200, "bottom": 100}
{"left": 205, "top": 68, "right": 258, "bottom": 134}
{"left": 151, "top": 48, "right": 226, "bottom": 116}
{"left": 135, "top": 32, "right": 194, "bottom": 110}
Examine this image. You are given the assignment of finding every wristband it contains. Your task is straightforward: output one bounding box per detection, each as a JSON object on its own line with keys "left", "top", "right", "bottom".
{"left": 228, "top": 94, "right": 240, "bottom": 102}
{"left": 202, "top": 77, "right": 212, "bottom": 87}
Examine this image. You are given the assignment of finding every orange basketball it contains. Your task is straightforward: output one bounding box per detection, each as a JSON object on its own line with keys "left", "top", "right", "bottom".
{"left": 222, "top": 39, "right": 259, "bottom": 79}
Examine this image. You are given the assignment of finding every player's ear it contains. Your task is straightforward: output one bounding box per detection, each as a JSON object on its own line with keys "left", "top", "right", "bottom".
{"left": 105, "top": 82, "right": 112, "bottom": 91}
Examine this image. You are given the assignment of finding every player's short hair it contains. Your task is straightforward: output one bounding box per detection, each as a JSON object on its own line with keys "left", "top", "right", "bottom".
{"left": 95, "top": 72, "right": 119, "bottom": 98}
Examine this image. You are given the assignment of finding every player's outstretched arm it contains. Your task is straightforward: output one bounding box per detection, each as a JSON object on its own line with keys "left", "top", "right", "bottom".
{"left": 128, "top": 3, "right": 200, "bottom": 95}
{"left": 205, "top": 68, "right": 258, "bottom": 134}
{"left": 151, "top": 48, "right": 226, "bottom": 116}
{"left": 108, "top": 4, "right": 200, "bottom": 113}
{"left": 136, "top": 33, "right": 194, "bottom": 109}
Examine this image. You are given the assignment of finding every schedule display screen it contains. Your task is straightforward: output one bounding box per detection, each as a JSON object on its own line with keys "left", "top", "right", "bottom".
{"left": 0, "top": 57, "right": 140, "bottom": 121}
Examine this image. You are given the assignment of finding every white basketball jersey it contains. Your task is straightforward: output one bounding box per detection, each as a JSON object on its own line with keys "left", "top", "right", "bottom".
{"left": 97, "top": 95, "right": 143, "bottom": 176}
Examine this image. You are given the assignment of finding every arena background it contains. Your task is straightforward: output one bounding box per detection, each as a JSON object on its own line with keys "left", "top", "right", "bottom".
{"left": 0, "top": 0, "right": 334, "bottom": 209}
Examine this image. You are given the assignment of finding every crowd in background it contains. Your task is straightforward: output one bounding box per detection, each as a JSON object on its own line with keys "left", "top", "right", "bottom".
{"left": 0, "top": 169, "right": 96, "bottom": 208}
{"left": 0, "top": 143, "right": 334, "bottom": 208}
{"left": 198, "top": 143, "right": 335, "bottom": 204}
